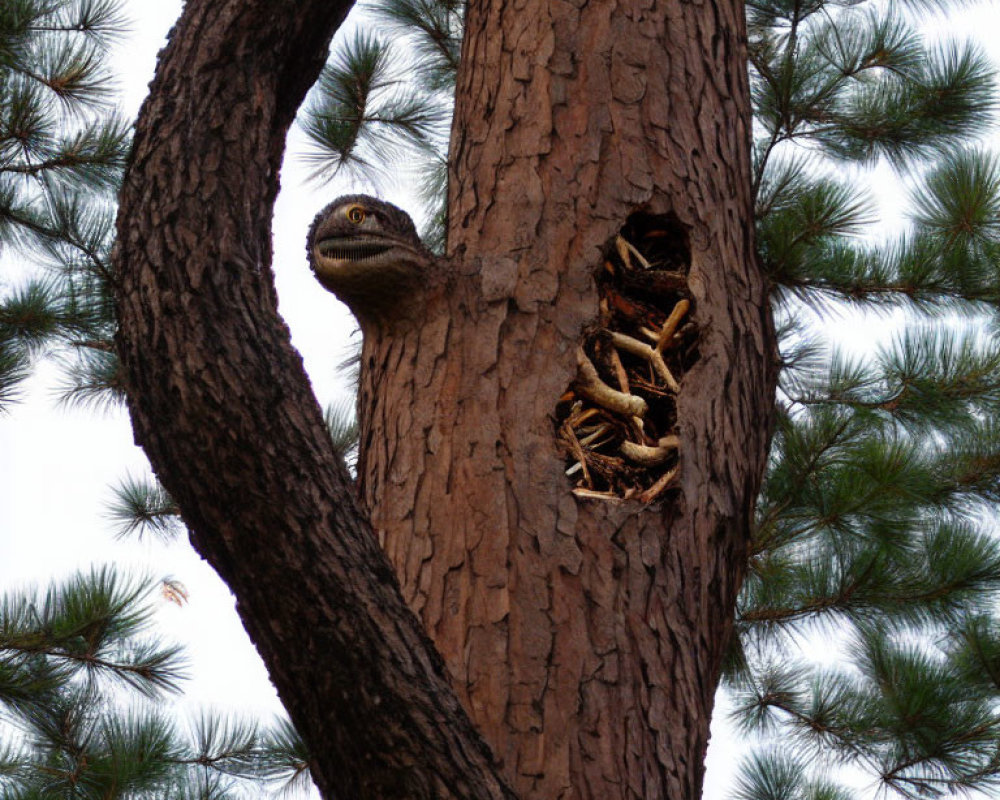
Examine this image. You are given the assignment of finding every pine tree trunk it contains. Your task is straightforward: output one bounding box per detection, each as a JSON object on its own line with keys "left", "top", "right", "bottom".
{"left": 358, "top": 1, "right": 776, "bottom": 797}
{"left": 113, "top": 0, "right": 775, "bottom": 799}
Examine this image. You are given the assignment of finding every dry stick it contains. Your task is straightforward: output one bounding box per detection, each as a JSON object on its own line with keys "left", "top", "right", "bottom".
{"left": 607, "top": 331, "right": 680, "bottom": 393}
{"left": 655, "top": 299, "right": 691, "bottom": 353}
{"left": 579, "top": 423, "right": 613, "bottom": 448}
{"left": 615, "top": 236, "right": 632, "bottom": 269}
{"left": 561, "top": 421, "right": 592, "bottom": 487}
{"left": 609, "top": 346, "right": 630, "bottom": 394}
{"left": 616, "top": 235, "right": 651, "bottom": 269}
{"left": 569, "top": 405, "right": 602, "bottom": 428}
{"left": 575, "top": 348, "right": 648, "bottom": 417}
{"left": 619, "top": 435, "right": 680, "bottom": 467}
{"left": 639, "top": 466, "right": 680, "bottom": 504}
{"left": 572, "top": 487, "right": 623, "bottom": 503}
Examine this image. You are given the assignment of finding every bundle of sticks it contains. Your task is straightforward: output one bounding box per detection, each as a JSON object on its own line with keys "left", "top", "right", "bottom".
{"left": 556, "top": 216, "right": 698, "bottom": 504}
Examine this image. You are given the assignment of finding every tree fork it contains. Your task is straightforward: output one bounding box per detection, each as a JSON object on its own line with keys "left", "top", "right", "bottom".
{"left": 112, "top": 2, "right": 514, "bottom": 798}
{"left": 113, "top": 0, "right": 775, "bottom": 799}
{"left": 357, "top": 0, "right": 778, "bottom": 797}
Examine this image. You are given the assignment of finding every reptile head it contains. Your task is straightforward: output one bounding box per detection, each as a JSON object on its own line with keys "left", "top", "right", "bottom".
{"left": 308, "top": 195, "right": 433, "bottom": 322}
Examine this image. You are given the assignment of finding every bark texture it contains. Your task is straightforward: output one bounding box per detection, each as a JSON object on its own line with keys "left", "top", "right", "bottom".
{"left": 112, "top": 3, "right": 514, "bottom": 799}
{"left": 355, "top": 0, "right": 777, "bottom": 798}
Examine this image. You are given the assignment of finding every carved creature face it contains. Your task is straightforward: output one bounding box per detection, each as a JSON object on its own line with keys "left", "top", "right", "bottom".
{"left": 307, "top": 195, "right": 431, "bottom": 320}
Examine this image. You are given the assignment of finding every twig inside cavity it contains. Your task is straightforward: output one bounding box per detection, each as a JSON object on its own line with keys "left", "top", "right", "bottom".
{"left": 575, "top": 348, "right": 648, "bottom": 418}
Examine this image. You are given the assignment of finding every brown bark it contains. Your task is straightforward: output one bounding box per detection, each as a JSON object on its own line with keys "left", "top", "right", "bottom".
{"left": 112, "top": 3, "right": 514, "bottom": 799}
{"left": 356, "top": 1, "right": 777, "bottom": 798}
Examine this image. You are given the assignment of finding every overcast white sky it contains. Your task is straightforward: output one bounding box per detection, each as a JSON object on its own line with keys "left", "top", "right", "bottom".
{"left": 1, "top": 1, "right": 999, "bottom": 797}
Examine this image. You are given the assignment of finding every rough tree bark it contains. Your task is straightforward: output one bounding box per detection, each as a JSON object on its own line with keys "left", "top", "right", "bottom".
{"left": 114, "top": 1, "right": 775, "bottom": 800}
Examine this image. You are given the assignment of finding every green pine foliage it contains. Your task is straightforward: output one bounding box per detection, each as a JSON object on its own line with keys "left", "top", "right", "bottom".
{"left": 299, "top": 31, "right": 449, "bottom": 187}
{"left": 107, "top": 474, "right": 184, "bottom": 542}
{"left": 736, "top": 1, "right": 1000, "bottom": 793}
{"left": 324, "top": 398, "right": 359, "bottom": 470}
{"left": 0, "top": 567, "right": 313, "bottom": 799}
{"left": 0, "top": 0, "right": 129, "bottom": 412}
{"left": 308, "top": 0, "right": 1000, "bottom": 796}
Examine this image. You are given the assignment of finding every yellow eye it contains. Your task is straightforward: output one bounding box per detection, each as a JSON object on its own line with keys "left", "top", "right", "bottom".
{"left": 346, "top": 205, "right": 366, "bottom": 224}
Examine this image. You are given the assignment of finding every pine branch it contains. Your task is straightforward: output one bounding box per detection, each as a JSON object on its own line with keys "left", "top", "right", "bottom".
{"left": 365, "top": 0, "right": 463, "bottom": 91}
{"left": 323, "top": 399, "right": 359, "bottom": 471}
{"left": 107, "top": 474, "right": 183, "bottom": 542}
{"left": 0, "top": 568, "right": 188, "bottom": 704}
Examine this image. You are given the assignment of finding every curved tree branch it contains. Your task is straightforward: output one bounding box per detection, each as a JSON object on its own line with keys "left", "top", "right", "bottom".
{"left": 111, "top": 2, "right": 514, "bottom": 798}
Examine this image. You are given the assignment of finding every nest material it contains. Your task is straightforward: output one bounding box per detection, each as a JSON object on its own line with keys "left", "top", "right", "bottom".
{"left": 556, "top": 215, "right": 699, "bottom": 503}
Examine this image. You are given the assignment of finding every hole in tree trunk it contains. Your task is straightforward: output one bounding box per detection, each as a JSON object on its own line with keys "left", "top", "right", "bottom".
{"left": 555, "top": 211, "right": 700, "bottom": 504}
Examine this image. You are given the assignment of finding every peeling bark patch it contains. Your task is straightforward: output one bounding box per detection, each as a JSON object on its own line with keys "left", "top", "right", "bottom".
{"left": 556, "top": 212, "right": 700, "bottom": 504}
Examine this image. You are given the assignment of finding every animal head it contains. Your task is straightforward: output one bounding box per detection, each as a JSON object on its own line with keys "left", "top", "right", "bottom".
{"left": 308, "top": 195, "right": 433, "bottom": 322}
